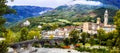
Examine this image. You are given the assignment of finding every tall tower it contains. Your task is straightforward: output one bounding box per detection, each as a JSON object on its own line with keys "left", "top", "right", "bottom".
{"left": 104, "top": 10, "right": 108, "bottom": 26}
{"left": 97, "top": 17, "right": 101, "bottom": 24}
{"left": 97, "top": 17, "right": 101, "bottom": 29}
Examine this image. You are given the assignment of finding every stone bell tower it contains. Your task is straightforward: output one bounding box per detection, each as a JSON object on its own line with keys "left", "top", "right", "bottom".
{"left": 97, "top": 17, "right": 101, "bottom": 29}
{"left": 104, "top": 10, "right": 108, "bottom": 26}
{"left": 97, "top": 17, "right": 101, "bottom": 24}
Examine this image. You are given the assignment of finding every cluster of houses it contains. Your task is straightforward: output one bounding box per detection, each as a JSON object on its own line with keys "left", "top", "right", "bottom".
{"left": 17, "top": 10, "right": 116, "bottom": 39}
{"left": 41, "top": 10, "right": 115, "bottom": 39}
{"left": 41, "top": 26, "right": 81, "bottom": 39}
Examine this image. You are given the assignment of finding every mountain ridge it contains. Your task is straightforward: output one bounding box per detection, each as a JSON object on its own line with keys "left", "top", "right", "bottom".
{"left": 10, "top": 4, "right": 119, "bottom": 31}
{"left": 4, "top": 6, "right": 53, "bottom": 26}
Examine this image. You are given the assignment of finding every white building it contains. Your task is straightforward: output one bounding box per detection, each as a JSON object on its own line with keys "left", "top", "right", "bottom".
{"left": 42, "top": 26, "right": 81, "bottom": 39}
{"left": 22, "top": 20, "right": 30, "bottom": 26}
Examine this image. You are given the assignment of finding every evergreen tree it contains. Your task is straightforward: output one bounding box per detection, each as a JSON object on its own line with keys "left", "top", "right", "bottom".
{"left": 0, "top": 0, "right": 7, "bottom": 37}
{"left": 0, "top": 0, "right": 15, "bottom": 53}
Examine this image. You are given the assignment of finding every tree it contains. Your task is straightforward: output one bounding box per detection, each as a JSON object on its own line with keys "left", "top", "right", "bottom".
{"left": 114, "top": 10, "right": 120, "bottom": 34}
{"left": 80, "top": 32, "right": 88, "bottom": 45}
{"left": 69, "top": 29, "right": 80, "bottom": 44}
{"left": 4, "top": 29, "right": 16, "bottom": 43}
{"left": 0, "top": 17, "right": 6, "bottom": 37}
{"left": 80, "top": 32, "right": 88, "bottom": 51}
{"left": 89, "top": 36, "right": 95, "bottom": 46}
{"left": 97, "top": 29, "right": 106, "bottom": 48}
{"left": 0, "top": 41, "right": 8, "bottom": 53}
{"left": 63, "top": 38, "right": 71, "bottom": 46}
{"left": 42, "top": 23, "right": 58, "bottom": 31}
{"left": 114, "top": 10, "right": 120, "bottom": 49}
{"left": 0, "top": 0, "right": 15, "bottom": 53}
{"left": 107, "top": 30, "right": 118, "bottom": 47}
{"left": 0, "top": 0, "right": 8, "bottom": 16}
{"left": 42, "top": 24, "right": 52, "bottom": 30}
{"left": 19, "top": 27, "right": 28, "bottom": 41}
{"left": 27, "top": 30, "right": 41, "bottom": 40}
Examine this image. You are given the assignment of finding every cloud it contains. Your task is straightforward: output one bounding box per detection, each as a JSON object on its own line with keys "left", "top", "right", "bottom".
{"left": 67, "top": 0, "right": 102, "bottom": 6}
{"left": 7, "top": 0, "right": 102, "bottom": 8}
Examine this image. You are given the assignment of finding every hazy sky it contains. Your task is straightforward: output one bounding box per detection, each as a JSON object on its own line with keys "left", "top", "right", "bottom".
{"left": 7, "top": 0, "right": 102, "bottom": 8}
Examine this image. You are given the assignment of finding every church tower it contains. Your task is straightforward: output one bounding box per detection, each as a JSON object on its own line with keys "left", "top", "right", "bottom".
{"left": 104, "top": 10, "right": 108, "bottom": 26}
{"left": 97, "top": 17, "right": 101, "bottom": 24}
{"left": 97, "top": 17, "right": 101, "bottom": 29}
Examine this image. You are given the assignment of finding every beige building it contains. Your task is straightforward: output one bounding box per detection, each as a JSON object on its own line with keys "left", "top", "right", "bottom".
{"left": 42, "top": 26, "right": 81, "bottom": 39}
{"left": 82, "top": 10, "right": 115, "bottom": 34}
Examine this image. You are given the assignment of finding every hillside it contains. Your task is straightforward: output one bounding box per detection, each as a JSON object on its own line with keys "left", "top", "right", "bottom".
{"left": 42, "top": 4, "right": 118, "bottom": 23}
{"left": 3, "top": 6, "right": 53, "bottom": 27}
{"left": 10, "top": 4, "right": 119, "bottom": 31}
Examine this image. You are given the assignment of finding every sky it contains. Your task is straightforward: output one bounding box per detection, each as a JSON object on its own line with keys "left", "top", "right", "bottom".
{"left": 7, "top": 0, "right": 102, "bottom": 8}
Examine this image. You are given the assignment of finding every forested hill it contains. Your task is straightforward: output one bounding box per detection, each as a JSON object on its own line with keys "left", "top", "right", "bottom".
{"left": 42, "top": 4, "right": 118, "bottom": 23}
{"left": 4, "top": 6, "right": 53, "bottom": 27}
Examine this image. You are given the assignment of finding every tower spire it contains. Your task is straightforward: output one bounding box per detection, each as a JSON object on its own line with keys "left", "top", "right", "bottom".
{"left": 104, "top": 10, "right": 108, "bottom": 26}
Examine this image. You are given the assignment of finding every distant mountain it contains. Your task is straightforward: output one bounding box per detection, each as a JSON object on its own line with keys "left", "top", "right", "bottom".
{"left": 89, "top": 0, "right": 120, "bottom": 8}
{"left": 42, "top": 4, "right": 118, "bottom": 20}
{"left": 4, "top": 6, "right": 53, "bottom": 26}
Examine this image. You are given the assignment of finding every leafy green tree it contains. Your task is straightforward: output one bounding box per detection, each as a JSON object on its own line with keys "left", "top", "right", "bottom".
{"left": 42, "top": 24, "right": 58, "bottom": 30}
{"left": 106, "top": 39, "right": 112, "bottom": 49}
{"left": 80, "top": 32, "right": 88, "bottom": 51}
{"left": 0, "top": 0, "right": 8, "bottom": 16}
{"left": 14, "top": 32, "right": 21, "bottom": 42}
{"left": 19, "top": 27, "right": 28, "bottom": 41}
{"left": 0, "top": 17, "right": 6, "bottom": 37}
{"left": 63, "top": 38, "right": 71, "bottom": 46}
{"left": 42, "top": 24, "right": 52, "bottom": 30}
{"left": 0, "top": 0, "right": 15, "bottom": 53}
{"left": 51, "top": 23, "right": 58, "bottom": 30}
{"left": 80, "top": 32, "right": 88, "bottom": 45}
{"left": 4, "top": 29, "right": 16, "bottom": 43}
{"left": 27, "top": 30, "right": 41, "bottom": 40}
{"left": 114, "top": 10, "right": 120, "bottom": 49}
{"left": 69, "top": 29, "right": 80, "bottom": 44}
{"left": 0, "top": 0, "right": 15, "bottom": 36}
{"left": 97, "top": 29, "right": 106, "bottom": 48}
{"left": 0, "top": 41, "right": 8, "bottom": 53}
{"left": 89, "top": 36, "right": 95, "bottom": 46}
{"left": 107, "top": 30, "right": 118, "bottom": 47}
{"left": 114, "top": 10, "right": 120, "bottom": 34}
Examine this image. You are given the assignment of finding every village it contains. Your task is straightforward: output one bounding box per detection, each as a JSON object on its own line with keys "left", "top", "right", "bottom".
{"left": 1, "top": 0, "right": 120, "bottom": 53}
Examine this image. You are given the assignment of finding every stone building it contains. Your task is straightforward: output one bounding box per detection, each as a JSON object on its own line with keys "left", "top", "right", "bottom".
{"left": 82, "top": 10, "right": 115, "bottom": 34}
